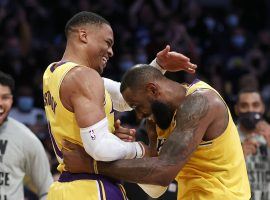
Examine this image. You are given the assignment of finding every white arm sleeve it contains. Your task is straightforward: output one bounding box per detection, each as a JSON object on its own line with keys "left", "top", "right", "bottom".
{"left": 150, "top": 58, "right": 166, "bottom": 74}
{"left": 138, "top": 184, "right": 167, "bottom": 198}
{"left": 80, "top": 117, "right": 144, "bottom": 161}
{"left": 103, "top": 78, "right": 132, "bottom": 112}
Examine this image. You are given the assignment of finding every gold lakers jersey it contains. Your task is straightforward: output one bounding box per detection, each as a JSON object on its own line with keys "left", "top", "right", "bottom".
{"left": 156, "top": 80, "right": 250, "bottom": 200}
{"left": 43, "top": 61, "right": 115, "bottom": 172}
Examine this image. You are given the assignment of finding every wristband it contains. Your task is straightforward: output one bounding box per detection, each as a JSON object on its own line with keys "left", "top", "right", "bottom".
{"left": 134, "top": 142, "right": 145, "bottom": 158}
{"left": 150, "top": 58, "right": 166, "bottom": 74}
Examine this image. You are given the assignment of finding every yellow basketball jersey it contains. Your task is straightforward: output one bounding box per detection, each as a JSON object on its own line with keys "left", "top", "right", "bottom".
{"left": 43, "top": 61, "right": 115, "bottom": 172}
{"left": 156, "top": 80, "right": 250, "bottom": 200}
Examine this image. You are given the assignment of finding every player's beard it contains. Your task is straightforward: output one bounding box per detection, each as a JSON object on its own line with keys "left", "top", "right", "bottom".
{"left": 151, "top": 100, "right": 175, "bottom": 130}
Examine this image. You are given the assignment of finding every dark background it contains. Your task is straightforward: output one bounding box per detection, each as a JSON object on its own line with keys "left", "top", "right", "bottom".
{"left": 1, "top": 0, "right": 270, "bottom": 199}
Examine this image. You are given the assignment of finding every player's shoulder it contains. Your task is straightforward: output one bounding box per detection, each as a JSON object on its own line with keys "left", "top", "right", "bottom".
{"left": 67, "top": 66, "right": 101, "bottom": 81}
{"left": 63, "top": 66, "right": 104, "bottom": 92}
{"left": 68, "top": 65, "right": 101, "bottom": 78}
{"left": 179, "top": 90, "right": 219, "bottom": 114}
{"left": 190, "top": 88, "right": 223, "bottom": 106}
{"left": 184, "top": 89, "right": 227, "bottom": 119}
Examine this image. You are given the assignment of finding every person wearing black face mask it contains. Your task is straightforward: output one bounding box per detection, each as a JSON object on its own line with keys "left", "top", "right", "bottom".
{"left": 235, "top": 88, "right": 270, "bottom": 200}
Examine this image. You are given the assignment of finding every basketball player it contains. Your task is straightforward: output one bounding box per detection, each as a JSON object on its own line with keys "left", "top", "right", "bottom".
{"left": 62, "top": 65, "right": 251, "bottom": 199}
{"left": 43, "top": 11, "right": 196, "bottom": 200}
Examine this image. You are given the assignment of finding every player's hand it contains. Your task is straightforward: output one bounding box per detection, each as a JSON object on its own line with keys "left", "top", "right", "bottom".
{"left": 62, "top": 140, "right": 94, "bottom": 173}
{"left": 156, "top": 45, "right": 197, "bottom": 73}
{"left": 114, "top": 119, "right": 136, "bottom": 142}
{"left": 256, "top": 120, "right": 270, "bottom": 147}
{"left": 242, "top": 136, "right": 259, "bottom": 157}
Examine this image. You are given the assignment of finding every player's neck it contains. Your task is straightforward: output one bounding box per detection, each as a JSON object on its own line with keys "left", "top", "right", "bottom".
{"left": 62, "top": 45, "right": 88, "bottom": 67}
{"left": 166, "top": 81, "right": 186, "bottom": 110}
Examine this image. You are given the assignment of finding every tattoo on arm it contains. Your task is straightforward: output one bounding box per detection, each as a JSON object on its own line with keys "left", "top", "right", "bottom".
{"left": 160, "top": 92, "right": 209, "bottom": 164}
{"left": 98, "top": 92, "right": 210, "bottom": 185}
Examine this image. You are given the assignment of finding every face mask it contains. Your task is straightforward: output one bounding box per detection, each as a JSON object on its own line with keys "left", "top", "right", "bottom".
{"left": 17, "top": 96, "right": 34, "bottom": 112}
{"left": 231, "top": 35, "right": 246, "bottom": 48}
{"left": 226, "top": 14, "right": 239, "bottom": 27}
{"left": 238, "top": 112, "right": 262, "bottom": 130}
{"left": 204, "top": 17, "right": 215, "bottom": 31}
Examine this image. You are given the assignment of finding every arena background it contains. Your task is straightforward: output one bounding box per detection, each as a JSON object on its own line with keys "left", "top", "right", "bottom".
{"left": 1, "top": 0, "right": 270, "bottom": 199}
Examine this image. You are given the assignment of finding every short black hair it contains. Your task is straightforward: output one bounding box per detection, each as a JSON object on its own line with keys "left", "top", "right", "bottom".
{"left": 0, "top": 71, "right": 15, "bottom": 93}
{"left": 65, "top": 11, "right": 110, "bottom": 38}
{"left": 236, "top": 88, "right": 262, "bottom": 103}
{"left": 120, "top": 64, "right": 164, "bottom": 93}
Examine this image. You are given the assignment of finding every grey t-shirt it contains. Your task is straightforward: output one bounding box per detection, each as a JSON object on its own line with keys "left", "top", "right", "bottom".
{"left": 239, "top": 128, "right": 270, "bottom": 200}
{"left": 0, "top": 117, "right": 53, "bottom": 200}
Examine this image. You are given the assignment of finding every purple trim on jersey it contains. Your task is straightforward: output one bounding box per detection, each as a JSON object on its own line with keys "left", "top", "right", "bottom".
{"left": 50, "top": 61, "right": 68, "bottom": 72}
{"left": 48, "top": 124, "right": 63, "bottom": 159}
{"left": 58, "top": 172, "right": 117, "bottom": 182}
{"left": 97, "top": 180, "right": 104, "bottom": 200}
{"left": 58, "top": 172, "right": 126, "bottom": 200}
{"left": 189, "top": 78, "right": 200, "bottom": 87}
{"left": 102, "top": 179, "right": 127, "bottom": 200}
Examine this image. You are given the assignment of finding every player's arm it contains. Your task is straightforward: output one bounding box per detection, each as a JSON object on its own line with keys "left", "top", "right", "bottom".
{"left": 62, "top": 67, "right": 145, "bottom": 161}
{"left": 145, "top": 119, "right": 159, "bottom": 156}
{"left": 96, "top": 91, "right": 220, "bottom": 186}
{"left": 103, "top": 78, "right": 132, "bottom": 112}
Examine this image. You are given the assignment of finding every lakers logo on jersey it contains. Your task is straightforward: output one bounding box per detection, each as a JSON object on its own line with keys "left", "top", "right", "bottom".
{"left": 89, "top": 130, "right": 96, "bottom": 140}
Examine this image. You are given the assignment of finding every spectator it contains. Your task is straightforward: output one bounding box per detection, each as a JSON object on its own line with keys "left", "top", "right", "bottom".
{"left": 9, "top": 84, "right": 46, "bottom": 127}
{"left": 0, "top": 71, "right": 53, "bottom": 200}
{"left": 0, "top": 1, "right": 269, "bottom": 199}
{"left": 235, "top": 88, "right": 270, "bottom": 200}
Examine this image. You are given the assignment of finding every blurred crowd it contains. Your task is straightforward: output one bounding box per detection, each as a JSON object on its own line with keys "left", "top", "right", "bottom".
{"left": 0, "top": 0, "right": 270, "bottom": 199}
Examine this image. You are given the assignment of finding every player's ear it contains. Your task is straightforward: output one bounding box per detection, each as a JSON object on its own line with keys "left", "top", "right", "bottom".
{"left": 78, "top": 28, "right": 87, "bottom": 43}
{"left": 146, "top": 83, "right": 159, "bottom": 97}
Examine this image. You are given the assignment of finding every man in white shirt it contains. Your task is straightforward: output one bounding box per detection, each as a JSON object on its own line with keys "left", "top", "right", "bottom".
{"left": 0, "top": 71, "right": 53, "bottom": 200}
